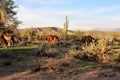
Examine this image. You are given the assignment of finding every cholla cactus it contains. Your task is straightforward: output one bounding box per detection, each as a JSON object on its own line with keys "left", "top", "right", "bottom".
{"left": 64, "top": 16, "right": 69, "bottom": 40}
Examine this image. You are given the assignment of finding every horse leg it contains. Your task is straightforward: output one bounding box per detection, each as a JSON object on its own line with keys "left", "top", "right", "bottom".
{"left": 11, "top": 37, "right": 15, "bottom": 46}
{"left": 1, "top": 42, "right": 7, "bottom": 48}
{"left": 11, "top": 40, "right": 14, "bottom": 46}
{"left": 7, "top": 40, "right": 11, "bottom": 46}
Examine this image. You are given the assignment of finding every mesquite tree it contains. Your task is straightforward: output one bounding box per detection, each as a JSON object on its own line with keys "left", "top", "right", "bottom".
{"left": 0, "top": 0, "right": 18, "bottom": 34}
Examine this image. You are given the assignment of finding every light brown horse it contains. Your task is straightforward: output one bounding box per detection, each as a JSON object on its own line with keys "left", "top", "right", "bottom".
{"left": 0, "top": 34, "right": 8, "bottom": 48}
{"left": 3, "top": 34, "right": 15, "bottom": 46}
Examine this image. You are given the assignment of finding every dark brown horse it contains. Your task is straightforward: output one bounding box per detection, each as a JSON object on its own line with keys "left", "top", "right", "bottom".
{"left": 3, "top": 34, "right": 15, "bottom": 46}
{"left": 81, "top": 35, "right": 96, "bottom": 44}
{"left": 0, "top": 34, "right": 8, "bottom": 48}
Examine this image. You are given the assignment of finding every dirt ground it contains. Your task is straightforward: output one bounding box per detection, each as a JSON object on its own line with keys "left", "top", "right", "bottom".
{"left": 0, "top": 67, "right": 120, "bottom": 80}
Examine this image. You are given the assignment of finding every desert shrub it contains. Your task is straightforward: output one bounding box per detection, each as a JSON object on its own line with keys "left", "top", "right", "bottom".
{"left": 60, "top": 56, "right": 73, "bottom": 66}
{"left": 110, "top": 32, "right": 120, "bottom": 41}
{"left": 46, "top": 58, "right": 61, "bottom": 70}
{"left": 109, "top": 52, "right": 120, "bottom": 63}
{"left": 45, "top": 57, "right": 73, "bottom": 71}
{"left": 35, "top": 43, "right": 60, "bottom": 57}
{"left": 68, "top": 45, "right": 81, "bottom": 56}
{"left": 35, "top": 43, "right": 49, "bottom": 57}
{"left": 45, "top": 48, "right": 59, "bottom": 57}
{"left": 68, "top": 47, "right": 82, "bottom": 58}
{"left": 68, "top": 38, "right": 113, "bottom": 63}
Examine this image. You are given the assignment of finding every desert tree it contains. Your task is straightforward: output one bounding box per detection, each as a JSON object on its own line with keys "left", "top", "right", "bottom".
{"left": 0, "top": 0, "right": 20, "bottom": 34}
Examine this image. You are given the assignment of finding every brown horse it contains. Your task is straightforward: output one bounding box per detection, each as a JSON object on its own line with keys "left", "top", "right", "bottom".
{"left": 3, "top": 34, "right": 15, "bottom": 46}
{"left": 47, "top": 35, "right": 60, "bottom": 43}
{"left": 81, "top": 35, "right": 96, "bottom": 44}
{"left": 0, "top": 34, "right": 8, "bottom": 48}
{"left": 41, "top": 35, "right": 60, "bottom": 43}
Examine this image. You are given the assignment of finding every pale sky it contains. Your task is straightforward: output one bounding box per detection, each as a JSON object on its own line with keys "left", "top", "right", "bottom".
{"left": 14, "top": 0, "right": 120, "bottom": 31}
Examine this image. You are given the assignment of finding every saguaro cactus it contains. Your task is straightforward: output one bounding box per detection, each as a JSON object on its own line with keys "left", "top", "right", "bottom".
{"left": 64, "top": 16, "right": 69, "bottom": 40}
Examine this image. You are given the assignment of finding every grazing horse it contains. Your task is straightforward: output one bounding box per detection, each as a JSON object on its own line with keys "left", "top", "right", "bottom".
{"left": 3, "top": 34, "right": 15, "bottom": 46}
{"left": 0, "top": 34, "right": 8, "bottom": 48}
{"left": 47, "top": 35, "right": 60, "bottom": 43}
{"left": 82, "top": 35, "right": 96, "bottom": 44}
{"left": 41, "top": 35, "right": 60, "bottom": 43}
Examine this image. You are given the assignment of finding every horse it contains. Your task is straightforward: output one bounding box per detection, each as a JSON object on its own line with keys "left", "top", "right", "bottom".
{"left": 47, "top": 35, "right": 59, "bottom": 42}
{"left": 41, "top": 35, "right": 60, "bottom": 43}
{"left": 81, "top": 35, "right": 96, "bottom": 44}
{"left": 3, "top": 34, "right": 15, "bottom": 46}
{"left": 0, "top": 34, "right": 8, "bottom": 48}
